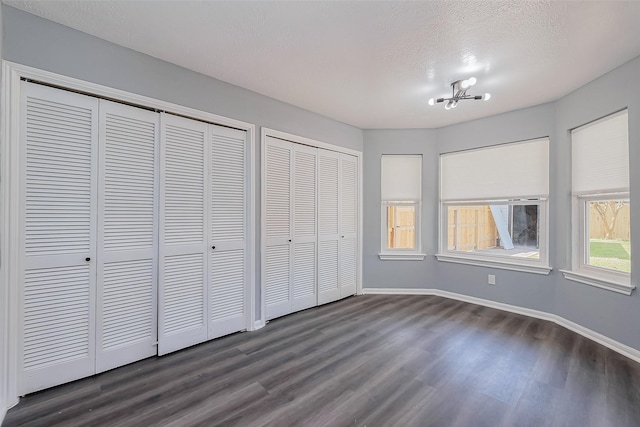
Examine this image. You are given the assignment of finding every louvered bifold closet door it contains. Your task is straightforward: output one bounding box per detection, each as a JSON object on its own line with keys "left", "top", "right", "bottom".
{"left": 264, "top": 137, "right": 293, "bottom": 320}
{"left": 340, "top": 154, "right": 358, "bottom": 298}
{"left": 19, "top": 82, "right": 98, "bottom": 394}
{"left": 158, "top": 113, "right": 208, "bottom": 355}
{"left": 208, "top": 124, "right": 248, "bottom": 339}
{"left": 291, "top": 144, "right": 318, "bottom": 312}
{"left": 317, "top": 149, "right": 341, "bottom": 305}
{"left": 96, "top": 100, "right": 159, "bottom": 372}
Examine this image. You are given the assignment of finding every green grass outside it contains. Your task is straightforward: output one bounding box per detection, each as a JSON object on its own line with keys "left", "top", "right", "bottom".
{"left": 589, "top": 239, "right": 631, "bottom": 273}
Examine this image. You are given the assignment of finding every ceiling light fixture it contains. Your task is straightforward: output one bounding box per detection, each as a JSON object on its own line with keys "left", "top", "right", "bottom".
{"left": 428, "top": 77, "right": 490, "bottom": 110}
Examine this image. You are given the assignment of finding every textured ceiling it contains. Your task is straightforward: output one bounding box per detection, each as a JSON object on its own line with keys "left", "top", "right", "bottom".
{"left": 6, "top": 1, "right": 640, "bottom": 129}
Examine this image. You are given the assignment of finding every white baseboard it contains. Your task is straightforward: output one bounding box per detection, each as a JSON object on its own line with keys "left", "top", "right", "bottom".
{"left": 362, "top": 287, "right": 640, "bottom": 364}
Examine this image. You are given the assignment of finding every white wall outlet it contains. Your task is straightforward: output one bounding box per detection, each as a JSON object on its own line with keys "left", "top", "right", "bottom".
{"left": 488, "top": 274, "right": 496, "bottom": 285}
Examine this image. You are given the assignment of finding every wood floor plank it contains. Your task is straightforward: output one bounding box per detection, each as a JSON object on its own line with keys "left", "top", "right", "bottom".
{"left": 4, "top": 295, "right": 640, "bottom": 427}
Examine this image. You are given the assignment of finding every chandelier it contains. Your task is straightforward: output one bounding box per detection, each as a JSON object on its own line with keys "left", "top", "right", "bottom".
{"left": 428, "top": 77, "right": 491, "bottom": 110}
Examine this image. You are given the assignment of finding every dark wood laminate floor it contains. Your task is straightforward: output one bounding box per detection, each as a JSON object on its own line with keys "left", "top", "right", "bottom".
{"left": 4, "top": 295, "right": 640, "bottom": 427}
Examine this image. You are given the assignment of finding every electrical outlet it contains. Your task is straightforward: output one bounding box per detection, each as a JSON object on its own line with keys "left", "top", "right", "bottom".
{"left": 488, "top": 274, "right": 496, "bottom": 285}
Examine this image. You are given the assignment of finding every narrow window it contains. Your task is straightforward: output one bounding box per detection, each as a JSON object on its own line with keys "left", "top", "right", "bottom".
{"left": 380, "top": 155, "right": 423, "bottom": 259}
{"left": 565, "top": 110, "right": 632, "bottom": 293}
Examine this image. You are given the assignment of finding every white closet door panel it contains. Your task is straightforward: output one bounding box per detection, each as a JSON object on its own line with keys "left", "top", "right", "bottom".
{"left": 264, "top": 137, "right": 293, "bottom": 319}
{"left": 163, "top": 254, "right": 206, "bottom": 333}
{"left": 340, "top": 154, "right": 358, "bottom": 236}
{"left": 340, "top": 154, "right": 358, "bottom": 297}
{"left": 20, "top": 82, "right": 98, "bottom": 394}
{"left": 22, "top": 265, "right": 94, "bottom": 393}
{"left": 208, "top": 125, "right": 248, "bottom": 339}
{"left": 159, "top": 114, "right": 208, "bottom": 355}
{"left": 209, "top": 249, "right": 245, "bottom": 337}
{"left": 163, "top": 120, "right": 207, "bottom": 246}
{"left": 318, "top": 240, "right": 340, "bottom": 304}
{"left": 317, "top": 149, "right": 341, "bottom": 305}
{"left": 265, "top": 137, "right": 292, "bottom": 244}
{"left": 318, "top": 150, "right": 340, "bottom": 237}
{"left": 340, "top": 238, "right": 357, "bottom": 297}
{"left": 23, "top": 90, "right": 95, "bottom": 259}
{"left": 292, "top": 242, "right": 316, "bottom": 311}
{"left": 292, "top": 144, "right": 317, "bottom": 311}
{"left": 265, "top": 244, "right": 291, "bottom": 320}
{"left": 96, "top": 100, "right": 158, "bottom": 373}
{"left": 293, "top": 146, "right": 317, "bottom": 239}
{"left": 98, "top": 259, "right": 154, "bottom": 371}
{"left": 210, "top": 125, "right": 246, "bottom": 247}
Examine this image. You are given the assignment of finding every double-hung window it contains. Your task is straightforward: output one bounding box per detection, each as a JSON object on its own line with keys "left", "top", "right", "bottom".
{"left": 562, "top": 110, "right": 634, "bottom": 294}
{"left": 380, "top": 155, "right": 424, "bottom": 260}
{"left": 437, "top": 138, "right": 551, "bottom": 274}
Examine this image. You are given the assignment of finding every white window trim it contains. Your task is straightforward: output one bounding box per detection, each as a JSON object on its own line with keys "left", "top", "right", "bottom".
{"left": 379, "top": 200, "right": 425, "bottom": 260}
{"left": 563, "top": 192, "right": 634, "bottom": 295}
{"left": 560, "top": 269, "right": 634, "bottom": 295}
{"left": 436, "top": 198, "right": 551, "bottom": 274}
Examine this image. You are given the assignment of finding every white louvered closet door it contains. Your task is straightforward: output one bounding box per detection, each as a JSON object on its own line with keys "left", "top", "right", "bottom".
{"left": 208, "top": 124, "right": 248, "bottom": 339}
{"left": 19, "top": 82, "right": 98, "bottom": 394}
{"left": 264, "top": 137, "right": 293, "bottom": 320}
{"left": 96, "top": 100, "right": 159, "bottom": 373}
{"left": 158, "top": 113, "right": 208, "bottom": 355}
{"left": 340, "top": 154, "right": 358, "bottom": 298}
{"left": 291, "top": 144, "right": 318, "bottom": 312}
{"left": 317, "top": 149, "right": 341, "bottom": 305}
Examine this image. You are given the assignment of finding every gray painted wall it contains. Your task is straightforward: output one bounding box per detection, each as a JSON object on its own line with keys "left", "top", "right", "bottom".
{"left": 2, "top": 5, "right": 364, "bottom": 321}
{"left": 362, "top": 129, "right": 439, "bottom": 289}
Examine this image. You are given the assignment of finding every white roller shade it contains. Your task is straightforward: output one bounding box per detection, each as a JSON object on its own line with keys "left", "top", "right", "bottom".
{"left": 440, "top": 138, "right": 549, "bottom": 201}
{"left": 571, "top": 110, "right": 629, "bottom": 194}
{"left": 381, "top": 155, "right": 422, "bottom": 201}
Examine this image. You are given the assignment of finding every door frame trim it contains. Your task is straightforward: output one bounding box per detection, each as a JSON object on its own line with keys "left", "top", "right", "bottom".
{"left": 1, "top": 60, "right": 257, "bottom": 407}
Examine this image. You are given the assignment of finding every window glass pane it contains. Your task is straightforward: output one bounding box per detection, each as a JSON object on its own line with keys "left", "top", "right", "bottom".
{"left": 387, "top": 205, "right": 415, "bottom": 249}
{"left": 586, "top": 200, "right": 631, "bottom": 273}
{"left": 447, "top": 204, "right": 540, "bottom": 259}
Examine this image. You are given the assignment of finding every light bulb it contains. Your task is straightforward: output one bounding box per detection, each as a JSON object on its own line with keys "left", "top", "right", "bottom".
{"left": 450, "top": 101, "right": 458, "bottom": 109}
{"left": 468, "top": 77, "right": 477, "bottom": 86}
{"left": 444, "top": 101, "right": 453, "bottom": 110}
{"left": 428, "top": 98, "right": 435, "bottom": 106}
{"left": 461, "top": 80, "right": 470, "bottom": 89}
{"left": 483, "top": 93, "right": 491, "bottom": 101}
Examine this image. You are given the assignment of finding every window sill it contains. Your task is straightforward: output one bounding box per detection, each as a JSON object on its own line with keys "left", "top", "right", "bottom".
{"left": 379, "top": 253, "right": 426, "bottom": 261}
{"left": 560, "top": 269, "right": 635, "bottom": 295}
{"left": 435, "top": 253, "right": 552, "bottom": 275}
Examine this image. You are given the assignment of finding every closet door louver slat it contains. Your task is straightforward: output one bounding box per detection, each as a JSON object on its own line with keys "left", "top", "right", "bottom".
{"left": 20, "top": 82, "right": 98, "bottom": 394}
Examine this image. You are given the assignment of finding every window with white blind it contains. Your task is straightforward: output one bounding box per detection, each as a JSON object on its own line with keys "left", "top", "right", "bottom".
{"left": 561, "top": 110, "right": 634, "bottom": 295}
{"left": 437, "top": 138, "right": 551, "bottom": 274}
{"left": 380, "top": 155, "right": 424, "bottom": 260}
